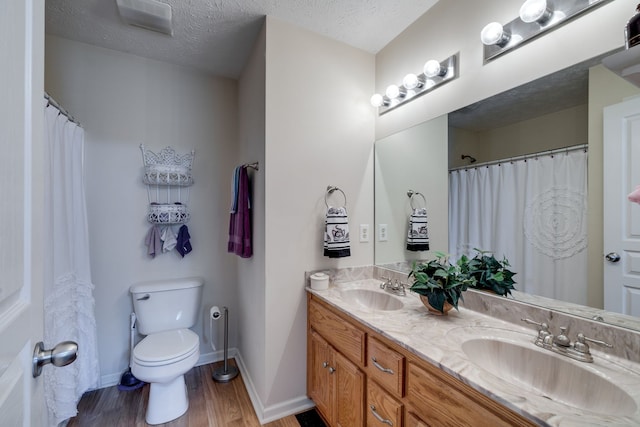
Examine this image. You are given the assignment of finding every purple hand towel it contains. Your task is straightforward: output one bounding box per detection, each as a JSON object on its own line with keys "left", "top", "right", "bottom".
{"left": 228, "top": 166, "right": 252, "bottom": 258}
{"left": 176, "top": 224, "right": 192, "bottom": 257}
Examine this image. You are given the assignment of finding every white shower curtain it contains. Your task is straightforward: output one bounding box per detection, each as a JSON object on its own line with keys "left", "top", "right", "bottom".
{"left": 43, "top": 100, "right": 99, "bottom": 425}
{"left": 449, "top": 148, "right": 588, "bottom": 305}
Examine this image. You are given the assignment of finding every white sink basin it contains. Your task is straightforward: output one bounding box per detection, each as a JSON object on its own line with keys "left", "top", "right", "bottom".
{"left": 339, "top": 289, "right": 403, "bottom": 311}
{"left": 461, "top": 337, "right": 637, "bottom": 416}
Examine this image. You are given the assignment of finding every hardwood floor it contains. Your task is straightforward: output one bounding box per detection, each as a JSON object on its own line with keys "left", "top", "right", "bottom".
{"left": 68, "top": 360, "right": 302, "bottom": 427}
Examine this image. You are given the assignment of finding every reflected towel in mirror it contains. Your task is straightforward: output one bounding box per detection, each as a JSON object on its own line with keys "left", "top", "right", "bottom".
{"left": 407, "top": 208, "right": 429, "bottom": 251}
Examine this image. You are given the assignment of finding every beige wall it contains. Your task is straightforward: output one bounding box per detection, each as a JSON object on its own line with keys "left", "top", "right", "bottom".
{"left": 262, "top": 16, "right": 375, "bottom": 414}
{"left": 449, "top": 104, "right": 588, "bottom": 168}
{"left": 375, "top": 0, "right": 631, "bottom": 139}
{"left": 45, "top": 35, "right": 240, "bottom": 386}
{"left": 375, "top": 116, "right": 448, "bottom": 265}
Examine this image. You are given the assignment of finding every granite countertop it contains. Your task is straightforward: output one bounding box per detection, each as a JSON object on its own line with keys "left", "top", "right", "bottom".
{"left": 307, "top": 278, "right": 640, "bottom": 427}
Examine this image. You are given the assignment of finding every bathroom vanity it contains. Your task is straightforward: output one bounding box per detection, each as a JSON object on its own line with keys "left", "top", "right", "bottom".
{"left": 306, "top": 277, "right": 640, "bottom": 427}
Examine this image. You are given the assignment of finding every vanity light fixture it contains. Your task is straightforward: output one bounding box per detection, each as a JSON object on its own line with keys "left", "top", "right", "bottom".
{"left": 370, "top": 53, "right": 458, "bottom": 115}
{"left": 481, "top": 0, "right": 613, "bottom": 63}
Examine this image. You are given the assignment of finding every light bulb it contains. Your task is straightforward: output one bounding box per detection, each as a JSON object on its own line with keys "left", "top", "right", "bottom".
{"left": 403, "top": 73, "right": 422, "bottom": 90}
{"left": 480, "top": 22, "right": 510, "bottom": 47}
{"left": 423, "top": 60, "right": 444, "bottom": 78}
{"left": 370, "top": 93, "right": 386, "bottom": 107}
{"left": 385, "top": 84, "right": 402, "bottom": 99}
{"left": 519, "top": 0, "right": 552, "bottom": 23}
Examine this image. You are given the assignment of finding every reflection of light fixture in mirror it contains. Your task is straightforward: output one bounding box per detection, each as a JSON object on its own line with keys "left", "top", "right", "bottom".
{"left": 371, "top": 53, "right": 458, "bottom": 115}
{"left": 370, "top": 93, "right": 389, "bottom": 108}
{"left": 481, "top": 22, "right": 511, "bottom": 47}
{"left": 481, "top": 0, "right": 613, "bottom": 62}
{"left": 519, "top": 0, "right": 553, "bottom": 23}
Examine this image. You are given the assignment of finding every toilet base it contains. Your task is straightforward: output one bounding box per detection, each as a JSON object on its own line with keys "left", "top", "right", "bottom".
{"left": 146, "top": 375, "right": 188, "bottom": 425}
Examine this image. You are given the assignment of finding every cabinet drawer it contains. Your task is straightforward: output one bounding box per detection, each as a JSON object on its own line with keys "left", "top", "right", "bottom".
{"left": 366, "top": 336, "right": 405, "bottom": 397}
{"left": 407, "top": 361, "right": 535, "bottom": 427}
{"left": 406, "top": 412, "right": 430, "bottom": 427}
{"left": 367, "top": 379, "right": 403, "bottom": 427}
{"left": 309, "top": 298, "right": 365, "bottom": 365}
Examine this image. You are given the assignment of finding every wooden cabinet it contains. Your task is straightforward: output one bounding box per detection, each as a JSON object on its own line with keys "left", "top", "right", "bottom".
{"left": 307, "top": 293, "right": 537, "bottom": 427}
{"left": 308, "top": 304, "right": 364, "bottom": 427}
{"left": 366, "top": 336, "right": 405, "bottom": 398}
{"left": 367, "top": 379, "right": 403, "bottom": 427}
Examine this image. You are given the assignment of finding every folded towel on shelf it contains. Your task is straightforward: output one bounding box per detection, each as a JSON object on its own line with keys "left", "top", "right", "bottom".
{"left": 324, "top": 206, "right": 351, "bottom": 258}
{"left": 161, "top": 226, "right": 177, "bottom": 252}
{"left": 145, "top": 225, "right": 162, "bottom": 258}
{"left": 228, "top": 166, "right": 252, "bottom": 258}
{"left": 407, "top": 207, "right": 430, "bottom": 251}
{"left": 176, "top": 224, "right": 192, "bottom": 257}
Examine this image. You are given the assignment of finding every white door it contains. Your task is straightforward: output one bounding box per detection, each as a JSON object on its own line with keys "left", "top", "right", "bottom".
{"left": 0, "top": 0, "right": 46, "bottom": 425}
{"left": 603, "top": 95, "right": 640, "bottom": 316}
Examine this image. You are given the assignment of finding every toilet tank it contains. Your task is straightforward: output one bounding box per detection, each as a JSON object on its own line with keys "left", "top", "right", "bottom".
{"left": 130, "top": 277, "right": 203, "bottom": 335}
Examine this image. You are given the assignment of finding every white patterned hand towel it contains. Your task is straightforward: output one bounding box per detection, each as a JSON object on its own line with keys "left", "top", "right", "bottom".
{"left": 324, "top": 206, "right": 351, "bottom": 258}
{"left": 407, "top": 207, "right": 430, "bottom": 251}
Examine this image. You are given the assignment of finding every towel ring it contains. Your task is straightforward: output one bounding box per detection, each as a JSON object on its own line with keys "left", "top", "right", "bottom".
{"left": 407, "top": 190, "right": 426, "bottom": 210}
{"left": 325, "top": 186, "right": 347, "bottom": 208}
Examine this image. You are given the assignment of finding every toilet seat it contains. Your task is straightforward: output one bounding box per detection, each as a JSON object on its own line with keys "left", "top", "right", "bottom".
{"left": 133, "top": 329, "right": 199, "bottom": 367}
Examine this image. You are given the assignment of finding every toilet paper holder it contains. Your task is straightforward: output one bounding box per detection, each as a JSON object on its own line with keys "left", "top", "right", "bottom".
{"left": 211, "top": 306, "right": 238, "bottom": 382}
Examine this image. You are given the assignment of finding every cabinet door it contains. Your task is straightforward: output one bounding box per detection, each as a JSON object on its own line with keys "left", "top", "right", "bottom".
{"left": 334, "top": 351, "right": 365, "bottom": 427}
{"left": 309, "top": 330, "right": 334, "bottom": 421}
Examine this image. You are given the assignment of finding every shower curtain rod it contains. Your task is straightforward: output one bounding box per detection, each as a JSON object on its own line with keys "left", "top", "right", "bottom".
{"left": 44, "top": 91, "right": 81, "bottom": 126}
{"left": 449, "top": 143, "right": 588, "bottom": 172}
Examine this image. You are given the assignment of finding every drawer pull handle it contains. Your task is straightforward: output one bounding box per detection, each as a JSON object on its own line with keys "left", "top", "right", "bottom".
{"left": 370, "top": 405, "right": 393, "bottom": 426}
{"left": 328, "top": 367, "right": 336, "bottom": 374}
{"left": 371, "top": 357, "right": 394, "bottom": 375}
{"left": 322, "top": 361, "right": 329, "bottom": 368}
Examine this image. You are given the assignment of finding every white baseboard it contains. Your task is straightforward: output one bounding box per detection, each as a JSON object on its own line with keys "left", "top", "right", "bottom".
{"left": 99, "top": 348, "right": 314, "bottom": 424}
{"left": 233, "top": 352, "right": 315, "bottom": 424}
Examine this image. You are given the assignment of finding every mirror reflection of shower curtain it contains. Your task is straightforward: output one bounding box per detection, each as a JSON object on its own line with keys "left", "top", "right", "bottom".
{"left": 449, "top": 149, "right": 588, "bottom": 305}
{"left": 43, "top": 101, "right": 99, "bottom": 425}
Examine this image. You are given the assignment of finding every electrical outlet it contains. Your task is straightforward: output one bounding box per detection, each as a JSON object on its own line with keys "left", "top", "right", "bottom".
{"left": 359, "top": 224, "right": 369, "bottom": 242}
{"left": 379, "top": 224, "right": 388, "bottom": 242}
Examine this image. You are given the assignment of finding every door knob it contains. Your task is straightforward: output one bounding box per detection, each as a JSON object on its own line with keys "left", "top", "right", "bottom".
{"left": 32, "top": 341, "right": 78, "bottom": 378}
{"left": 605, "top": 252, "right": 621, "bottom": 263}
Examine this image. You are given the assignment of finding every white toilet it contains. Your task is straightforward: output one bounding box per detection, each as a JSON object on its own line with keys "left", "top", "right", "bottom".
{"left": 130, "top": 277, "right": 203, "bottom": 425}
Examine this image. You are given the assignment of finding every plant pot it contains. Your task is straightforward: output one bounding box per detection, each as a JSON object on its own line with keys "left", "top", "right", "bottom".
{"left": 420, "top": 296, "right": 454, "bottom": 315}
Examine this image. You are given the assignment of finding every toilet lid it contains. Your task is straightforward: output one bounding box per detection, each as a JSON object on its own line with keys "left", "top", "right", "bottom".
{"left": 134, "top": 329, "right": 199, "bottom": 364}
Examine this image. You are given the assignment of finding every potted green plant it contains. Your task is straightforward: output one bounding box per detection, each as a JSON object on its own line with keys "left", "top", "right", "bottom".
{"left": 465, "top": 249, "right": 517, "bottom": 297}
{"left": 408, "top": 252, "right": 475, "bottom": 315}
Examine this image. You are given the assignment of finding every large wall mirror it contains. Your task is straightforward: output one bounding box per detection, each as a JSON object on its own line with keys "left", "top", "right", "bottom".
{"left": 374, "top": 48, "right": 640, "bottom": 332}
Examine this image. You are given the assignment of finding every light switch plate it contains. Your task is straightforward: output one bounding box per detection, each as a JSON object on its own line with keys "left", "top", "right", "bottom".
{"left": 379, "top": 224, "right": 388, "bottom": 242}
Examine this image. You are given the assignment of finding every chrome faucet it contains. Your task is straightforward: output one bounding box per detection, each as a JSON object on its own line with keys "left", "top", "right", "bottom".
{"left": 379, "top": 277, "right": 407, "bottom": 296}
{"left": 521, "top": 319, "right": 612, "bottom": 363}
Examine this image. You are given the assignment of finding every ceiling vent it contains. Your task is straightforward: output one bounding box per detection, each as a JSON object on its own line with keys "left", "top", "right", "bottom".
{"left": 116, "top": 0, "right": 173, "bottom": 36}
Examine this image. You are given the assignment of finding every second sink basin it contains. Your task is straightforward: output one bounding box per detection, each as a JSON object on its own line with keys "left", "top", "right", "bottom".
{"left": 461, "top": 336, "right": 637, "bottom": 416}
{"left": 339, "top": 289, "right": 403, "bottom": 311}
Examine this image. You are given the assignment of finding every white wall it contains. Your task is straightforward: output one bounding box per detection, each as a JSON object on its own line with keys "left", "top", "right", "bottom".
{"left": 237, "top": 22, "right": 268, "bottom": 410}
{"left": 375, "top": 0, "right": 632, "bottom": 139}
{"left": 45, "top": 35, "right": 240, "bottom": 386}
{"left": 261, "top": 16, "right": 375, "bottom": 415}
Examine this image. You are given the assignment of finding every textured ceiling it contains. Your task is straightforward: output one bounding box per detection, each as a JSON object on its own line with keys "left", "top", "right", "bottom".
{"left": 449, "top": 52, "right": 616, "bottom": 132}
{"left": 45, "top": 0, "right": 440, "bottom": 78}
